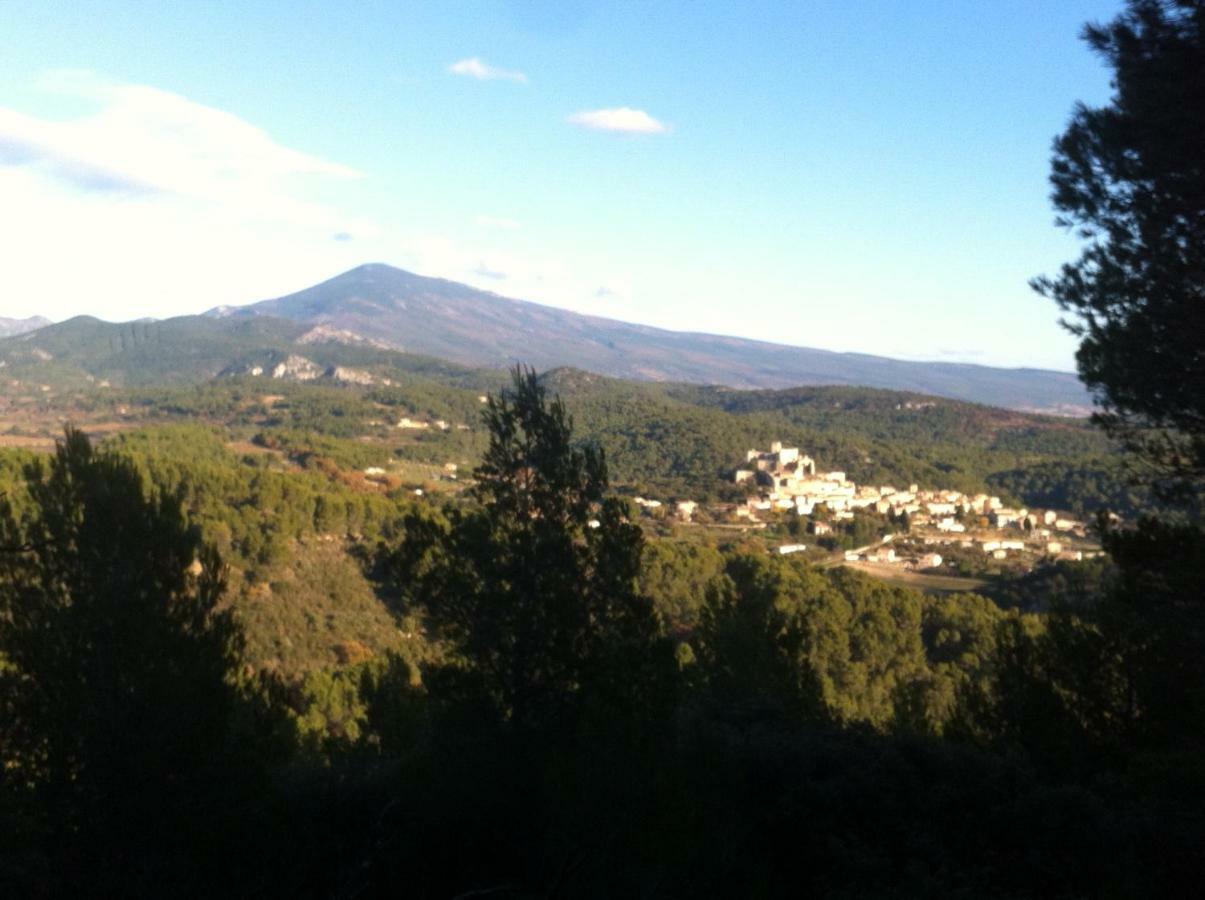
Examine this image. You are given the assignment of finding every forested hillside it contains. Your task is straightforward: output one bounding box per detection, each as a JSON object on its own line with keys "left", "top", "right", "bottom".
{"left": 2, "top": 361, "right": 1139, "bottom": 517}
{"left": 1, "top": 367, "right": 1200, "bottom": 897}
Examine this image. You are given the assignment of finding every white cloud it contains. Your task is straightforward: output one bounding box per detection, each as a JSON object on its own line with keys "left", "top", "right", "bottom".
{"left": 474, "top": 214, "right": 522, "bottom": 230}
{"left": 0, "top": 72, "right": 377, "bottom": 321}
{"left": 567, "top": 107, "right": 668, "bottom": 134}
{"left": 0, "top": 72, "right": 369, "bottom": 233}
{"left": 448, "top": 57, "right": 528, "bottom": 83}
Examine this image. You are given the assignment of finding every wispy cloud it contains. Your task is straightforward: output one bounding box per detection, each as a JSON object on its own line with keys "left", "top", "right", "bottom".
{"left": 473, "top": 262, "right": 507, "bottom": 280}
{"left": 475, "top": 214, "right": 521, "bottom": 230}
{"left": 0, "top": 71, "right": 363, "bottom": 227}
{"left": 0, "top": 71, "right": 377, "bottom": 322}
{"left": 567, "top": 107, "right": 668, "bottom": 134}
{"left": 449, "top": 57, "right": 528, "bottom": 83}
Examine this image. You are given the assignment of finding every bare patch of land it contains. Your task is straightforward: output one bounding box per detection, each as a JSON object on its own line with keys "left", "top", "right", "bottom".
{"left": 840, "top": 560, "right": 989, "bottom": 595}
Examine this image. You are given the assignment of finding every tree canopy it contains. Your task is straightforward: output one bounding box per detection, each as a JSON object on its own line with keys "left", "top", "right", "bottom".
{"left": 392, "top": 367, "right": 672, "bottom": 733}
{"left": 1033, "top": 0, "right": 1205, "bottom": 495}
{"left": 0, "top": 429, "right": 244, "bottom": 891}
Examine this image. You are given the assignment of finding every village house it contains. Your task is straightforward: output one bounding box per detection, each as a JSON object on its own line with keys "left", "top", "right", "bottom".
{"left": 676, "top": 501, "right": 698, "bottom": 521}
{"left": 991, "top": 509, "right": 1022, "bottom": 528}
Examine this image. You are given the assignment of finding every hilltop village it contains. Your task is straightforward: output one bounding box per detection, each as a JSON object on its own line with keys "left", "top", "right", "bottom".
{"left": 635, "top": 441, "right": 1098, "bottom": 576}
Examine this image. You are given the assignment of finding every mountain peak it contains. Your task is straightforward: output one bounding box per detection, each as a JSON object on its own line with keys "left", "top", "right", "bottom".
{"left": 201, "top": 265, "right": 1091, "bottom": 413}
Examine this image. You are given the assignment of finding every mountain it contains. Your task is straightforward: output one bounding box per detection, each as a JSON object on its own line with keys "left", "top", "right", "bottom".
{"left": 0, "top": 310, "right": 1135, "bottom": 516}
{"left": 0, "top": 315, "right": 51, "bottom": 338}
{"left": 0, "top": 312, "right": 503, "bottom": 393}
{"left": 207, "top": 263, "right": 1092, "bottom": 415}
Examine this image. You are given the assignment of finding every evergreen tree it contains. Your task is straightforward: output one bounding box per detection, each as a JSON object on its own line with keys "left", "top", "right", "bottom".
{"left": 394, "top": 367, "right": 672, "bottom": 734}
{"left": 1033, "top": 0, "right": 1205, "bottom": 495}
{"left": 0, "top": 429, "right": 241, "bottom": 892}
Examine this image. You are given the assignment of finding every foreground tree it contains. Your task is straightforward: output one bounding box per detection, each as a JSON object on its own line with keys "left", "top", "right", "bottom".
{"left": 1007, "top": 14, "right": 1205, "bottom": 886}
{"left": 366, "top": 368, "right": 677, "bottom": 895}
{"left": 1023, "top": 0, "right": 1205, "bottom": 759}
{"left": 0, "top": 429, "right": 241, "bottom": 892}
{"left": 1032, "top": 0, "right": 1205, "bottom": 494}
{"left": 394, "top": 367, "right": 672, "bottom": 734}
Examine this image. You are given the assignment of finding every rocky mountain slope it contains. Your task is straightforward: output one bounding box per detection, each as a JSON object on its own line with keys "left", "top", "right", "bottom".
{"left": 209, "top": 263, "right": 1092, "bottom": 414}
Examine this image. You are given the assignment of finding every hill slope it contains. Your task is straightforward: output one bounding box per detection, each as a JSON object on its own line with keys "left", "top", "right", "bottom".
{"left": 209, "top": 263, "right": 1091, "bottom": 414}
{"left": 0, "top": 313, "right": 501, "bottom": 390}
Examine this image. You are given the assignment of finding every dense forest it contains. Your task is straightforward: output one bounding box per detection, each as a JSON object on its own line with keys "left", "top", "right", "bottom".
{"left": 1, "top": 363, "right": 1201, "bottom": 897}
{"left": 3, "top": 364, "right": 1146, "bottom": 511}
{"left": 0, "top": 306, "right": 1190, "bottom": 899}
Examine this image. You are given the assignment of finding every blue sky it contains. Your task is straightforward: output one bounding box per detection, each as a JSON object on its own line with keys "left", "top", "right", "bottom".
{"left": 0, "top": 0, "right": 1121, "bottom": 370}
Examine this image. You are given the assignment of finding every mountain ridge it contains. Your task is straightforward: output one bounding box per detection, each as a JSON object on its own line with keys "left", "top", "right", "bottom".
{"left": 207, "top": 263, "right": 1092, "bottom": 415}
{"left": 0, "top": 315, "right": 52, "bottom": 338}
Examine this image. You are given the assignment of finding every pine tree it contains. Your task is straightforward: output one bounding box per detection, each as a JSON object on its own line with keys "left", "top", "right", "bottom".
{"left": 395, "top": 367, "right": 672, "bottom": 734}
{"left": 0, "top": 428, "right": 240, "bottom": 890}
{"left": 1033, "top": 0, "right": 1205, "bottom": 496}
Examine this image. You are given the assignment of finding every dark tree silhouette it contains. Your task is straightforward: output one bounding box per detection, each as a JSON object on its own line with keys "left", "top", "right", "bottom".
{"left": 0, "top": 428, "right": 241, "bottom": 892}
{"left": 1033, "top": 0, "right": 1205, "bottom": 494}
{"left": 394, "top": 367, "right": 672, "bottom": 733}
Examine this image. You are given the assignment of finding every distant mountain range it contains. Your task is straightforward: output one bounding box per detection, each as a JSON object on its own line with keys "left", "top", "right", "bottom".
{"left": 0, "top": 264, "right": 1092, "bottom": 414}
{"left": 208, "top": 264, "right": 1092, "bottom": 415}
{"left": 0, "top": 316, "right": 51, "bottom": 338}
